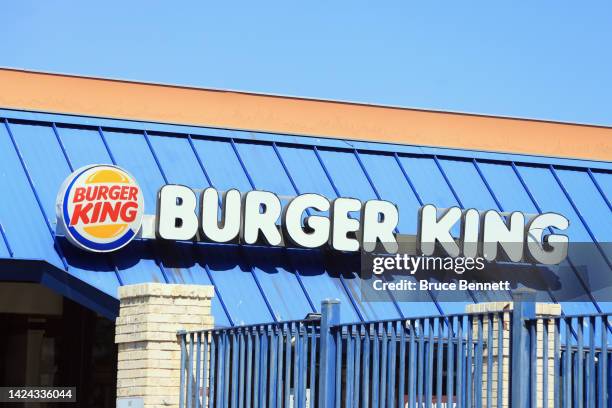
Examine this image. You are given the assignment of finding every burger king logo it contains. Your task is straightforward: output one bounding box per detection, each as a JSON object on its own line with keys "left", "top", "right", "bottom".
{"left": 56, "top": 165, "right": 144, "bottom": 252}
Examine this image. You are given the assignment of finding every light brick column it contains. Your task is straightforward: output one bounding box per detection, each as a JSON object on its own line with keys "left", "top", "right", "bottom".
{"left": 115, "top": 283, "right": 214, "bottom": 408}
{"left": 466, "top": 302, "right": 561, "bottom": 408}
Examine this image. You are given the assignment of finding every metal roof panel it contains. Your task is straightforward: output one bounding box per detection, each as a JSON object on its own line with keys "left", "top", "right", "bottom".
{"left": 0, "top": 112, "right": 609, "bottom": 324}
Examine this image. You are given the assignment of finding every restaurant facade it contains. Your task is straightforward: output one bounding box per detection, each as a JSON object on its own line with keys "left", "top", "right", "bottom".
{"left": 0, "top": 68, "right": 610, "bottom": 407}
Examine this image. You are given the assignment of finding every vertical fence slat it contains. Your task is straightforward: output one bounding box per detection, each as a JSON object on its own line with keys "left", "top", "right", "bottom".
{"left": 476, "top": 315, "right": 483, "bottom": 408}
{"left": 564, "top": 319, "right": 571, "bottom": 408}
{"left": 467, "top": 315, "right": 473, "bottom": 408}
{"left": 215, "top": 332, "right": 224, "bottom": 408}
{"left": 292, "top": 326, "right": 298, "bottom": 408}
{"left": 209, "top": 334, "right": 216, "bottom": 408}
{"left": 179, "top": 332, "right": 187, "bottom": 408}
{"left": 310, "top": 325, "right": 317, "bottom": 408}
{"left": 231, "top": 332, "right": 238, "bottom": 408}
{"left": 578, "top": 317, "right": 584, "bottom": 408}
{"left": 447, "top": 317, "right": 455, "bottom": 408}
{"left": 426, "top": 318, "right": 434, "bottom": 408}
{"left": 346, "top": 326, "right": 355, "bottom": 408}
{"left": 372, "top": 323, "right": 380, "bottom": 408}
{"left": 399, "top": 321, "right": 406, "bottom": 408}
{"left": 363, "top": 325, "right": 371, "bottom": 408}
{"left": 246, "top": 331, "right": 253, "bottom": 408}
{"left": 299, "top": 325, "right": 307, "bottom": 408}
{"left": 284, "top": 324, "right": 291, "bottom": 408}
{"left": 353, "top": 325, "right": 361, "bottom": 408}
{"left": 335, "top": 325, "right": 343, "bottom": 408}
{"left": 188, "top": 333, "right": 195, "bottom": 408}
{"left": 388, "top": 322, "right": 397, "bottom": 408}
{"left": 544, "top": 319, "right": 549, "bottom": 408}
{"left": 599, "top": 316, "right": 608, "bottom": 408}
{"left": 408, "top": 320, "right": 416, "bottom": 408}
{"left": 380, "top": 322, "right": 388, "bottom": 408}
{"left": 436, "top": 318, "right": 443, "bottom": 408}
{"left": 497, "top": 312, "right": 503, "bottom": 408}
{"left": 253, "top": 328, "right": 260, "bottom": 408}
{"left": 292, "top": 323, "right": 299, "bottom": 408}
{"left": 276, "top": 328, "right": 284, "bottom": 408}
{"left": 486, "top": 314, "right": 493, "bottom": 408}
{"left": 203, "top": 333, "right": 210, "bottom": 408}
{"left": 224, "top": 332, "right": 231, "bottom": 408}
{"left": 554, "top": 319, "right": 560, "bottom": 408}
{"left": 589, "top": 317, "right": 596, "bottom": 408}
{"left": 269, "top": 327, "right": 277, "bottom": 408}
{"left": 457, "top": 316, "right": 464, "bottom": 408}
{"left": 196, "top": 332, "right": 202, "bottom": 408}
{"left": 530, "top": 320, "right": 536, "bottom": 408}
{"left": 418, "top": 319, "right": 425, "bottom": 408}
{"left": 260, "top": 328, "right": 268, "bottom": 408}
{"left": 238, "top": 331, "right": 245, "bottom": 408}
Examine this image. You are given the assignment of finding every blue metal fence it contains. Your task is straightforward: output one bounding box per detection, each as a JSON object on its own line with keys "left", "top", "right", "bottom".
{"left": 525, "top": 313, "right": 612, "bottom": 408}
{"left": 178, "top": 318, "right": 321, "bottom": 408}
{"left": 178, "top": 299, "right": 611, "bottom": 408}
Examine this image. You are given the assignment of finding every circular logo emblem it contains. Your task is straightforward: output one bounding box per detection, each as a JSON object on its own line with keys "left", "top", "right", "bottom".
{"left": 56, "top": 165, "right": 144, "bottom": 252}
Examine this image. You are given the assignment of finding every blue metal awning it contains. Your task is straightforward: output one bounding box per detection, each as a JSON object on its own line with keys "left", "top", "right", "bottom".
{"left": 0, "top": 109, "right": 610, "bottom": 325}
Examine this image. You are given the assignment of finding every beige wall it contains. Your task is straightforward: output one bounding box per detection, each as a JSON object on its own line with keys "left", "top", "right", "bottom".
{"left": 0, "top": 68, "right": 610, "bottom": 161}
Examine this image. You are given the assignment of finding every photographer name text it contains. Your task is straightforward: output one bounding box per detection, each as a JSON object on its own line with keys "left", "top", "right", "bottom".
{"left": 372, "top": 279, "right": 511, "bottom": 292}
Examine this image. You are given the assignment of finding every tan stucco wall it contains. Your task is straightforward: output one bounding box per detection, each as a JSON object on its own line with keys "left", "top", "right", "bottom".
{"left": 0, "top": 68, "right": 610, "bottom": 162}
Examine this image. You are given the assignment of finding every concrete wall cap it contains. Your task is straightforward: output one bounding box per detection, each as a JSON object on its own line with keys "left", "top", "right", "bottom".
{"left": 118, "top": 283, "right": 215, "bottom": 300}
{"left": 465, "top": 302, "right": 561, "bottom": 316}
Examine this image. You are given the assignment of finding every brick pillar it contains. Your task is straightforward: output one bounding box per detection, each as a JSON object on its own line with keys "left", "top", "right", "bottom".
{"left": 115, "top": 283, "right": 214, "bottom": 408}
{"left": 466, "top": 302, "right": 561, "bottom": 408}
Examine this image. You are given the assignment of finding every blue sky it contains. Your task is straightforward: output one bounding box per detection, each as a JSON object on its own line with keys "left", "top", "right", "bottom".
{"left": 1, "top": 1, "right": 612, "bottom": 126}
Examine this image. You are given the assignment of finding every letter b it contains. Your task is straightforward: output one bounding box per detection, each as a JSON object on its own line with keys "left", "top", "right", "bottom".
{"left": 157, "top": 185, "right": 198, "bottom": 240}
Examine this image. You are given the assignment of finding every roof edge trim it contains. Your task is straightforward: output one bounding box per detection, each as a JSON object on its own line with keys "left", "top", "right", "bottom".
{"left": 1, "top": 108, "right": 610, "bottom": 171}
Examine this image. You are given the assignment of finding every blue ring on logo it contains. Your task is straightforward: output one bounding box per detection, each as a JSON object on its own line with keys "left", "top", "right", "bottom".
{"left": 62, "top": 166, "right": 138, "bottom": 252}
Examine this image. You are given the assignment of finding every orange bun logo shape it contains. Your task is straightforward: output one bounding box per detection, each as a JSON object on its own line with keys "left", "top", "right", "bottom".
{"left": 56, "top": 165, "right": 144, "bottom": 252}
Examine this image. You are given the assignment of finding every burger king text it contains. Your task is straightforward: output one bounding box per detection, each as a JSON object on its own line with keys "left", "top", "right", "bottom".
{"left": 57, "top": 164, "right": 569, "bottom": 265}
